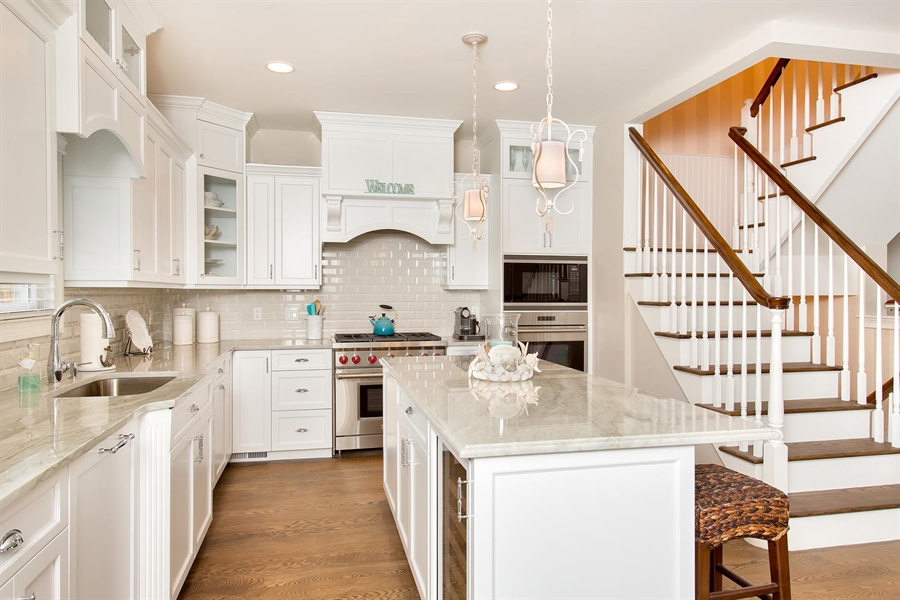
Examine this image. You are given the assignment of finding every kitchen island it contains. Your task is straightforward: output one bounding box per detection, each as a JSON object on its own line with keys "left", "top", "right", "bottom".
{"left": 381, "top": 356, "right": 780, "bottom": 600}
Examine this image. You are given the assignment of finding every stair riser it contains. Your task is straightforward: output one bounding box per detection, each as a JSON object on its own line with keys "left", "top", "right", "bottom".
{"left": 628, "top": 276, "right": 762, "bottom": 304}
{"left": 676, "top": 369, "right": 840, "bottom": 404}
{"left": 786, "top": 509, "right": 900, "bottom": 551}
{"left": 636, "top": 303, "right": 774, "bottom": 333}
{"left": 655, "top": 335, "right": 810, "bottom": 366}
{"left": 779, "top": 410, "right": 872, "bottom": 442}
{"left": 788, "top": 454, "right": 900, "bottom": 492}
{"left": 624, "top": 250, "right": 734, "bottom": 273}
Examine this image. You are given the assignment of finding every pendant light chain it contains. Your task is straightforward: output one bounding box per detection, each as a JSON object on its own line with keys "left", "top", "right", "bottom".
{"left": 545, "top": 0, "right": 554, "bottom": 121}
{"left": 472, "top": 39, "right": 479, "bottom": 175}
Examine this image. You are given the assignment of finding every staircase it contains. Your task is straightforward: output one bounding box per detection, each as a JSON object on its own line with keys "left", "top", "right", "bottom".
{"left": 625, "top": 61, "right": 900, "bottom": 551}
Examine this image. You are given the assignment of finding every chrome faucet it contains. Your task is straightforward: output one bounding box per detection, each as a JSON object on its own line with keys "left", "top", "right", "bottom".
{"left": 48, "top": 298, "right": 115, "bottom": 383}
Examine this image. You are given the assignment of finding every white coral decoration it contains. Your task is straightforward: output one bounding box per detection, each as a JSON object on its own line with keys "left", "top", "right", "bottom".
{"left": 468, "top": 341, "right": 540, "bottom": 382}
{"left": 469, "top": 379, "right": 541, "bottom": 419}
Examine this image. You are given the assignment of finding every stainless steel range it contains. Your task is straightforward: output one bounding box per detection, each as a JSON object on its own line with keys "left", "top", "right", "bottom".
{"left": 333, "top": 332, "right": 446, "bottom": 452}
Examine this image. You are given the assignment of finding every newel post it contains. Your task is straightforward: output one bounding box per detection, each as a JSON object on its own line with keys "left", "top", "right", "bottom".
{"left": 763, "top": 304, "right": 788, "bottom": 492}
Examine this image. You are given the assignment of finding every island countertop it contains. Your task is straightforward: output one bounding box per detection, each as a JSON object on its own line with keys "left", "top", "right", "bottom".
{"left": 381, "top": 356, "right": 780, "bottom": 459}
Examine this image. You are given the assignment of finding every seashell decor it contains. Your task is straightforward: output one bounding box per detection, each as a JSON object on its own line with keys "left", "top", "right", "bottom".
{"left": 469, "top": 378, "right": 541, "bottom": 419}
{"left": 468, "top": 341, "right": 541, "bottom": 382}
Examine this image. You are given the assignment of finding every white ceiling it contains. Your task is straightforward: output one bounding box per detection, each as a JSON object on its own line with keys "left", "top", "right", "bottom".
{"left": 146, "top": 1, "right": 900, "bottom": 135}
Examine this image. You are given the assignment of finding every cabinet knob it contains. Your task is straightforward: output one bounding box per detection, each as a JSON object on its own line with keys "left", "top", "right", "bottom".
{"left": 405, "top": 406, "right": 413, "bottom": 415}
{"left": 0, "top": 529, "right": 24, "bottom": 553}
{"left": 296, "top": 427, "right": 309, "bottom": 433}
{"left": 17, "top": 593, "right": 35, "bottom": 600}
{"left": 199, "top": 153, "right": 205, "bottom": 159}
{"left": 219, "top": 384, "right": 226, "bottom": 390}
{"left": 190, "top": 403, "right": 200, "bottom": 413}
{"left": 218, "top": 368, "right": 224, "bottom": 374}
{"left": 295, "top": 388, "right": 309, "bottom": 393}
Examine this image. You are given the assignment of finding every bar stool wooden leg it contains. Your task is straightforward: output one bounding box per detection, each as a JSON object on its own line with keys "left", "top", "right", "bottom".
{"left": 768, "top": 535, "right": 792, "bottom": 600}
{"left": 696, "top": 541, "right": 711, "bottom": 600}
{"left": 712, "top": 544, "right": 724, "bottom": 592}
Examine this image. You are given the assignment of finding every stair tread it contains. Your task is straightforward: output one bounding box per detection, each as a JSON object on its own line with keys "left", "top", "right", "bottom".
{"left": 790, "top": 484, "right": 900, "bottom": 518}
{"left": 781, "top": 155, "right": 817, "bottom": 168}
{"left": 623, "top": 246, "right": 744, "bottom": 253}
{"left": 675, "top": 361, "right": 842, "bottom": 376}
{"left": 834, "top": 72, "right": 878, "bottom": 92}
{"left": 806, "top": 116, "right": 846, "bottom": 133}
{"left": 698, "top": 397, "right": 874, "bottom": 417}
{"left": 638, "top": 300, "right": 759, "bottom": 307}
{"left": 757, "top": 192, "right": 783, "bottom": 200}
{"left": 656, "top": 330, "right": 812, "bottom": 339}
{"left": 625, "top": 272, "right": 764, "bottom": 278}
{"left": 738, "top": 222, "right": 766, "bottom": 229}
{"left": 719, "top": 438, "right": 900, "bottom": 465}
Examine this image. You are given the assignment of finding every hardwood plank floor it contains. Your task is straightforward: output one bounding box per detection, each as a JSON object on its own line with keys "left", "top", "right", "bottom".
{"left": 179, "top": 452, "right": 900, "bottom": 600}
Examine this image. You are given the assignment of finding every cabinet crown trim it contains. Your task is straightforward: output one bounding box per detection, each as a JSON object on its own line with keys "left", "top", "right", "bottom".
{"left": 246, "top": 164, "right": 321, "bottom": 177}
{"left": 313, "top": 111, "right": 461, "bottom": 141}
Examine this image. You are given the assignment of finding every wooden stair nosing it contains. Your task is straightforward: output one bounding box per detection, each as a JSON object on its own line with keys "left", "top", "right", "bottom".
{"left": 781, "top": 155, "right": 817, "bottom": 168}
{"left": 656, "top": 329, "right": 812, "bottom": 340}
{"left": 674, "top": 361, "right": 842, "bottom": 376}
{"left": 789, "top": 484, "right": 900, "bottom": 518}
{"left": 806, "top": 116, "right": 846, "bottom": 133}
{"left": 698, "top": 397, "right": 875, "bottom": 417}
{"left": 625, "top": 272, "right": 764, "bottom": 278}
{"left": 834, "top": 72, "right": 878, "bottom": 92}
{"left": 623, "top": 246, "right": 745, "bottom": 254}
{"left": 719, "top": 438, "right": 900, "bottom": 465}
{"left": 638, "top": 300, "right": 759, "bottom": 307}
{"left": 738, "top": 222, "right": 766, "bottom": 229}
{"left": 757, "top": 192, "right": 783, "bottom": 201}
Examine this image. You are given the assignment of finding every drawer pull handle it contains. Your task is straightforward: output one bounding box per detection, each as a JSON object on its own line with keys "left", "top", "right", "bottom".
{"left": 99, "top": 433, "right": 134, "bottom": 455}
{"left": 0, "top": 529, "right": 24, "bottom": 553}
{"left": 405, "top": 407, "right": 413, "bottom": 415}
{"left": 190, "top": 403, "right": 200, "bottom": 413}
{"left": 294, "top": 357, "right": 309, "bottom": 363}
{"left": 194, "top": 434, "right": 204, "bottom": 463}
{"left": 295, "top": 388, "right": 309, "bottom": 393}
{"left": 18, "top": 593, "right": 35, "bottom": 600}
{"left": 296, "top": 428, "right": 308, "bottom": 433}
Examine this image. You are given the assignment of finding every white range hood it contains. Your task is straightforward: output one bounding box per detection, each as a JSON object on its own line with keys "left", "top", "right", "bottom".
{"left": 313, "top": 111, "right": 462, "bottom": 244}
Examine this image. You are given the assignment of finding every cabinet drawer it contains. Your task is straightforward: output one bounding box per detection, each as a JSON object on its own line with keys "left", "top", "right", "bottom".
{"left": 398, "top": 395, "right": 428, "bottom": 449}
{"left": 271, "top": 349, "right": 330, "bottom": 371}
{"left": 271, "top": 410, "right": 332, "bottom": 451}
{"left": 171, "top": 379, "right": 212, "bottom": 445}
{"left": 0, "top": 469, "right": 68, "bottom": 583}
{"left": 272, "top": 371, "right": 331, "bottom": 411}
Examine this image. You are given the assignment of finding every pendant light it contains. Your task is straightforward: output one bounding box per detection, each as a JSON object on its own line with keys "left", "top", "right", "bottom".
{"left": 531, "top": 0, "right": 587, "bottom": 217}
{"left": 455, "top": 33, "right": 489, "bottom": 241}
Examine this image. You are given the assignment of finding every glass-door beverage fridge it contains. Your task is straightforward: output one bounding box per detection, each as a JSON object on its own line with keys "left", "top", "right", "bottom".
{"left": 440, "top": 444, "right": 468, "bottom": 598}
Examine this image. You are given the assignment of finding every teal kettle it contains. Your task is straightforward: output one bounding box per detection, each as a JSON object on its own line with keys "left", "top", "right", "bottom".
{"left": 370, "top": 304, "right": 395, "bottom": 336}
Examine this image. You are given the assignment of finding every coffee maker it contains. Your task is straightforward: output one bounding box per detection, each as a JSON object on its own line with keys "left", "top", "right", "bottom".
{"left": 453, "top": 307, "right": 484, "bottom": 341}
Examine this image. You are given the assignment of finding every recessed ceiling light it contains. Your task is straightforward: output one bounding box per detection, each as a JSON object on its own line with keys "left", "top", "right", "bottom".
{"left": 266, "top": 61, "right": 295, "bottom": 74}
{"left": 494, "top": 81, "right": 519, "bottom": 92}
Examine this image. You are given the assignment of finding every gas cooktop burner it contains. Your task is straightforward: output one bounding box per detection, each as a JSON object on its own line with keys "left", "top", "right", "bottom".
{"left": 333, "top": 332, "right": 442, "bottom": 344}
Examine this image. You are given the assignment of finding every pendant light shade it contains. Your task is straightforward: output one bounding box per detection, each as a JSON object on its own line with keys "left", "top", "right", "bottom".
{"left": 455, "top": 32, "right": 489, "bottom": 241}
{"left": 530, "top": 0, "right": 587, "bottom": 217}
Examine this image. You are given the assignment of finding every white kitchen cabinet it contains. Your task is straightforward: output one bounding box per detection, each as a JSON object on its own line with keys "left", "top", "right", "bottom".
{"left": 170, "top": 385, "right": 213, "bottom": 600}
{"left": 199, "top": 166, "right": 244, "bottom": 285}
{"left": 383, "top": 375, "right": 400, "bottom": 515}
{"left": 56, "top": 0, "right": 162, "bottom": 174}
{"left": 69, "top": 421, "right": 137, "bottom": 600}
{"left": 441, "top": 173, "right": 490, "bottom": 290}
{"left": 232, "top": 349, "right": 332, "bottom": 460}
{"left": 0, "top": 0, "right": 59, "bottom": 282}
{"left": 63, "top": 105, "right": 190, "bottom": 286}
{"left": 0, "top": 531, "right": 68, "bottom": 600}
{"left": 246, "top": 165, "right": 321, "bottom": 288}
{"left": 501, "top": 179, "right": 591, "bottom": 256}
{"left": 197, "top": 120, "right": 243, "bottom": 173}
{"left": 210, "top": 354, "right": 233, "bottom": 485}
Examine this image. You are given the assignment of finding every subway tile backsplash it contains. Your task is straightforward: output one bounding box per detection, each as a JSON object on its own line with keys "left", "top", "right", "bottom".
{"left": 0, "top": 231, "right": 483, "bottom": 390}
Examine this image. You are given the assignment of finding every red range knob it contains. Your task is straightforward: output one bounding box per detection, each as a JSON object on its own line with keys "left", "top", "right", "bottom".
{"left": 433, "top": 352, "right": 441, "bottom": 356}
{"left": 387, "top": 354, "right": 395, "bottom": 358}
{"left": 367, "top": 355, "right": 378, "bottom": 364}
{"left": 338, "top": 355, "right": 349, "bottom": 365}
{"left": 351, "top": 355, "right": 361, "bottom": 364}
{"left": 422, "top": 352, "right": 430, "bottom": 356}
{"left": 405, "top": 353, "right": 413, "bottom": 357}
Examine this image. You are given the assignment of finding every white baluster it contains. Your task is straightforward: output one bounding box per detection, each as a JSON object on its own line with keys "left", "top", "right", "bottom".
{"left": 713, "top": 233, "right": 722, "bottom": 408}
{"left": 841, "top": 252, "right": 850, "bottom": 398}
{"left": 799, "top": 213, "right": 807, "bottom": 332}
{"left": 753, "top": 299, "right": 764, "bottom": 459}
{"left": 874, "top": 288, "right": 884, "bottom": 442}
{"left": 740, "top": 286, "right": 748, "bottom": 422}
{"left": 830, "top": 63, "right": 840, "bottom": 122}
{"left": 732, "top": 144, "right": 740, "bottom": 247}
{"left": 742, "top": 151, "right": 750, "bottom": 256}
{"left": 635, "top": 158, "right": 643, "bottom": 271}
{"left": 669, "top": 196, "right": 678, "bottom": 333}
{"left": 774, "top": 193, "right": 783, "bottom": 296}
{"left": 651, "top": 173, "right": 659, "bottom": 301}
{"left": 680, "top": 198, "right": 688, "bottom": 334}
{"left": 786, "top": 194, "right": 794, "bottom": 331}
{"left": 828, "top": 241, "right": 837, "bottom": 368}
{"left": 892, "top": 309, "right": 899, "bottom": 447}
{"left": 690, "top": 224, "right": 699, "bottom": 368}
{"left": 812, "top": 227, "right": 821, "bottom": 363}
{"left": 857, "top": 268, "right": 867, "bottom": 405}
{"left": 803, "top": 61, "right": 812, "bottom": 158}
{"left": 790, "top": 61, "right": 799, "bottom": 161}
{"left": 726, "top": 271, "right": 735, "bottom": 411}
{"left": 763, "top": 308, "right": 788, "bottom": 493}
{"left": 643, "top": 160, "right": 651, "bottom": 272}
{"left": 816, "top": 62, "right": 825, "bottom": 124}
{"left": 701, "top": 235, "right": 710, "bottom": 371}
{"left": 660, "top": 183, "right": 668, "bottom": 302}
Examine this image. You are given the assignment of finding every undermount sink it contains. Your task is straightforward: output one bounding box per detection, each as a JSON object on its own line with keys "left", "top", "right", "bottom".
{"left": 58, "top": 375, "right": 176, "bottom": 398}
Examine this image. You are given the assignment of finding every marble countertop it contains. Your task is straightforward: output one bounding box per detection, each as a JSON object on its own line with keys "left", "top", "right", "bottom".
{"left": 0, "top": 339, "right": 333, "bottom": 511}
{"left": 382, "top": 356, "right": 780, "bottom": 459}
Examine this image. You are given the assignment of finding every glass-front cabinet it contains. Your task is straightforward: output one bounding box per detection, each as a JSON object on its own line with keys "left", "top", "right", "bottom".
{"left": 199, "top": 167, "right": 243, "bottom": 285}
{"left": 80, "top": 0, "right": 146, "bottom": 100}
{"left": 83, "top": 0, "right": 113, "bottom": 59}
{"left": 502, "top": 139, "right": 589, "bottom": 182}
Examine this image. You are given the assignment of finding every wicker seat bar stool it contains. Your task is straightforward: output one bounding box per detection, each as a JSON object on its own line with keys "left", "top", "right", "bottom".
{"left": 695, "top": 464, "right": 792, "bottom": 600}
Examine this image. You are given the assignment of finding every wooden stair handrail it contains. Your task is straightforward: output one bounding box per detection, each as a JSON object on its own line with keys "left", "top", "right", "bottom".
{"left": 729, "top": 126, "right": 900, "bottom": 303}
{"left": 867, "top": 378, "right": 894, "bottom": 404}
{"left": 628, "top": 127, "right": 790, "bottom": 310}
{"left": 750, "top": 58, "right": 791, "bottom": 118}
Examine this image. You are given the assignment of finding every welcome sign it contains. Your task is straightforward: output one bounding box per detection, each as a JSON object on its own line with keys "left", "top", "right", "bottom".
{"left": 365, "top": 179, "right": 415, "bottom": 195}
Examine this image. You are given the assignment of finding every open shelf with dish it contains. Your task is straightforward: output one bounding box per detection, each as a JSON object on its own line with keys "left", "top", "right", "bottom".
{"left": 199, "top": 166, "right": 243, "bottom": 284}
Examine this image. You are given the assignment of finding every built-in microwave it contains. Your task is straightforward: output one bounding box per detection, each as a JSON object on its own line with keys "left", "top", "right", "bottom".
{"left": 503, "top": 256, "right": 588, "bottom": 310}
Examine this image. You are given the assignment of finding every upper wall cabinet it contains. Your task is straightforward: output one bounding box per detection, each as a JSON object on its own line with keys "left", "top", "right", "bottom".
{"left": 56, "top": 0, "right": 162, "bottom": 175}
{"left": 313, "top": 112, "right": 461, "bottom": 245}
{"left": 0, "top": 1, "right": 60, "bottom": 282}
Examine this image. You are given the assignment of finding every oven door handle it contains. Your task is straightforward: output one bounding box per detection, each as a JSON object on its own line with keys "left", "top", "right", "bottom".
{"left": 518, "top": 327, "right": 587, "bottom": 334}
{"left": 335, "top": 372, "right": 384, "bottom": 380}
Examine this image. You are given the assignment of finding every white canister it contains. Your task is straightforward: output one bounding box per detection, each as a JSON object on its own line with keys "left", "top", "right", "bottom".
{"left": 173, "top": 304, "right": 196, "bottom": 342}
{"left": 306, "top": 315, "right": 323, "bottom": 340}
{"left": 80, "top": 313, "right": 111, "bottom": 371}
{"left": 197, "top": 308, "right": 219, "bottom": 343}
{"left": 173, "top": 315, "right": 194, "bottom": 346}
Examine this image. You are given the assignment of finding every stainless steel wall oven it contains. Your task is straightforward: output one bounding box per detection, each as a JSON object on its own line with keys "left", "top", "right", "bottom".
{"left": 516, "top": 311, "right": 588, "bottom": 372}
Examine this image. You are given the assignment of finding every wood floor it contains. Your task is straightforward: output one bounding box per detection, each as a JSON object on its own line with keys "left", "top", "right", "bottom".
{"left": 179, "top": 452, "right": 900, "bottom": 600}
